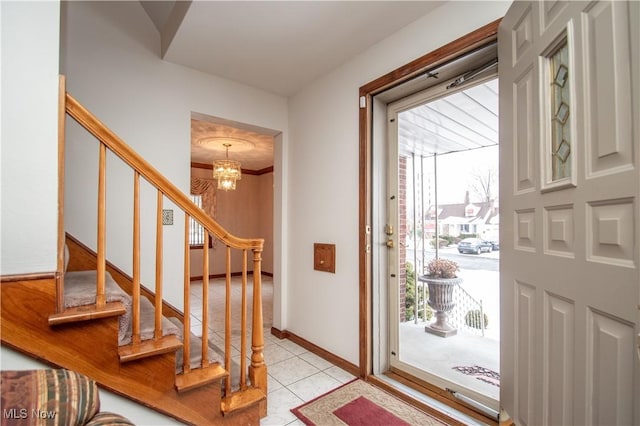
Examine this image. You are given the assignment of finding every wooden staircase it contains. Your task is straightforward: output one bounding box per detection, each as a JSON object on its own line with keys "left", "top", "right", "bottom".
{"left": 0, "top": 76, "right": 267, "bottom": 424}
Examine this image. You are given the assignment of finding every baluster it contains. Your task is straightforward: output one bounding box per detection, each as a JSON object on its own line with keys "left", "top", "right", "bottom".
{"left": 154, "top": 190, "right": 163, "bottom": 339}
{"left": 56, "top": 75, "right": 66, "bottom": 313}
{"left": 240, "top": 249, "right": 248, "bottom": 389}
{"left": 249, "top": 248, "right": 266, "bottom": 394}
{"left": 224, "top": 246, "right": 232, "bottom": 395}
{"left": 96, "top": 143, "right": 106, "bottom": 307}
{"left": 201, "top": 232, "right": 209, "bottom": 367}
{"left": 132, "top": 171, "right": 141, "bottom": 344}
{"left": 183, "top": 214, "right": 191, "bottom": 373}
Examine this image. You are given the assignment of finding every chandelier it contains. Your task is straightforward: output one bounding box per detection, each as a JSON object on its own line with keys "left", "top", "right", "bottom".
{"left": 212, "top": 143, "right": 242, "bottom": 190}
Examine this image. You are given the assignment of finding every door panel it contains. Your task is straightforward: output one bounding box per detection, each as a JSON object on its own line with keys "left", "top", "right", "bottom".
{"left": 499, "top": 1, "right": 639, "bottom": 424}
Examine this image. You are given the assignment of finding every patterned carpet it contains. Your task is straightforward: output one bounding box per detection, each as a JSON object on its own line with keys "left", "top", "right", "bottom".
{"left": 291, "top": 379, "right": 448, "bottom": 426}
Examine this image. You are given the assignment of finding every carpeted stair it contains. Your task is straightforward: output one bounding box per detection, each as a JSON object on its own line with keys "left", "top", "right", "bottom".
{"left": 63, "top": 270, "right": 223, "bottom": 373}
{"left": 167, "top": 317, "right": 222, "bottom": 373}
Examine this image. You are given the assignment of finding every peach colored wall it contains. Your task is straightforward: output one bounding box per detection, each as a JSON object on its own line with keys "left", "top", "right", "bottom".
{"left": 190, "top": 167, "right": 273, "bottom": 277}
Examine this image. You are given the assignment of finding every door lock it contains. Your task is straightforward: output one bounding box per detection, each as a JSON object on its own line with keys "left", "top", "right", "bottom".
{"left": 386, "top": 239, "right": 394, "bottom": 248}
{"left": 385, "top": 224, "right": 394, "bottom": 236}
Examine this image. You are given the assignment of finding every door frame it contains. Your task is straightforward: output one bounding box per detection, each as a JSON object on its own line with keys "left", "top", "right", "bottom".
{"left": 358, "top": 17, "right": 501, "bottom": 380}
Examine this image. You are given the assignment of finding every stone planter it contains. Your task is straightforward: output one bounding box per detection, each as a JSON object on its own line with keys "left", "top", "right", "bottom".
{"left": 418, "top": 275, "right": 462, "bottom": 337}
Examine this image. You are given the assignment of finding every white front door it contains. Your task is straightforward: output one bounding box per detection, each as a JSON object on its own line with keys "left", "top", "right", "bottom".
{"left": 499, "top": 1, "right": 639, "bottom": 424}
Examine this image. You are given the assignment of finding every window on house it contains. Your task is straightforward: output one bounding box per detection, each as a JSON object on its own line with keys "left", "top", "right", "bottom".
{"left": 189, "top": 195, "right": 209, "bottom": 247}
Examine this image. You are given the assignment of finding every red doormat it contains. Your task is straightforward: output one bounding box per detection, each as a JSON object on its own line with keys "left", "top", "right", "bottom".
{"left": 291, "top": 379, "right": 449, "bottom": 425}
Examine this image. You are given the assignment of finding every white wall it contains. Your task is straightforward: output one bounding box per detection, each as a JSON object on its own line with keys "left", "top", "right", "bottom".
{"left": 0, "top": 347, "right": 183, "bottom": 425}
{"left": 286, "top": 1, "right": 510, "bottom": 364}
{"left": 61, "top": 1, "right": 287, "bottom": 311}
{"left": 1, "top": 1, "right": 60, "bottom": 275}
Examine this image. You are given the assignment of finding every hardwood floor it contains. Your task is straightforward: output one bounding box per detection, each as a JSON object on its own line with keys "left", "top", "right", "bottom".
{"left": 0, "top": 278, "right": 259, "bottom": 425}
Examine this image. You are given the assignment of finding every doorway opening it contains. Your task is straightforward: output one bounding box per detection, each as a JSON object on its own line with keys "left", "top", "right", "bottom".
{"left": 365, "top": 28, "right": 501, "bottom": 419}
{"left": 188, "top": 112, "right": 278, "bottom": 338}
{"left": 388, "top": 76, "right": 500, "bottom": 410}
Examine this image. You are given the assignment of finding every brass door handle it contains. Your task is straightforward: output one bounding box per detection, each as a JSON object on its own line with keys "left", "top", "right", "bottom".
{"left": 386, "top": 239, "right": 394, "bottom": 248}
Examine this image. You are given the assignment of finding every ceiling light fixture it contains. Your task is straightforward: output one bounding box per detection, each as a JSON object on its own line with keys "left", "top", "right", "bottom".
{"left": 212, "top": 143, "right": 242, "bottom": 191}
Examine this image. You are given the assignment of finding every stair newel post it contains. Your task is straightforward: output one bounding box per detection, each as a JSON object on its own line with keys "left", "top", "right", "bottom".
{"left": 201, "top": 232, "right": 209, "bottom": 367}
{"left": 96, "top": 142, "right": 107, "bottom": 307}
{"left": 249, "top": 246, "right": 267, "bottom": 400}
{"left": 224, "top": 246, "right": 232, "bottom": 395}
{"left": 240, "top": 249, "right": 248, "bottom": 390}
{"left": 132, "top": 171, "right": 141, "bottom": 344}
{"left": 183, "top": 214, "right": 191, "bottom": 374}
{"left": 154, "top": 190, "right": 163, "bottom": 339}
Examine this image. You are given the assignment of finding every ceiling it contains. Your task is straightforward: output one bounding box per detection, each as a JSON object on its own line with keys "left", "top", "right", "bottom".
{"left": 190, "top": 113, "right": 274, "bottom": 171}
{"left": 399, "top": 78, "right": 498, "bottom": 157}
{"left": 139, "top": 1, "right": 445, "bottom": 171}
{"left": 140, "top": 1, "right": 496, "bottom": 171}
{"left": 142, "top": 1, "right": 445, "bottom": 97}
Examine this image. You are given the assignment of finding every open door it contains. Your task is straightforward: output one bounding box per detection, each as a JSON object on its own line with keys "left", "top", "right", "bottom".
{"left": 498, "top": 1, "right": 639, "bottom": 424}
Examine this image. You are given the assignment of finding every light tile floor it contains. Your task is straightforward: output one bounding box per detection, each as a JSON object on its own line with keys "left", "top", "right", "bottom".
{"left": 188, "top": 277, "right": 356, "bottom": 426}
{"left": 188, "top": 277, "right": 488, "bottom": 425}
{"left": 257, "top": 334, "right": 357, "bottom": 426}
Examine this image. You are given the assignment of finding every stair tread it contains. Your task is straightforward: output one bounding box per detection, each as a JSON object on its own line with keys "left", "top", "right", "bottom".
{"left": 121, "top": 295, "right": 179, "bottom": 346}
{"left": 221, "top": 387, "right": 266, "bottom": 415}
{"left": 167, "top": 317, "right": 223, "bottom": 373}
{"left": 49, "top": 270, "right": 131, "bottom": 326}
{"left": 48, "top": 301, "right": 127, "bottom": 325}
{"left": 118, "top": 335, "right": 182, "bottom": 363}
{"left": 175, "top": 363, "right": 228, "bottom": 393}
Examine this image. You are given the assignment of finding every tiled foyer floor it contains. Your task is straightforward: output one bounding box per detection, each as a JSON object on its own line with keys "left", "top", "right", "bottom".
{"left": 188, "top": 277, "right": 484, "bottom": 426}
{"left": 188, "top": 277, "right": 356, "bottom": 425}
{"left": 257, "top": 333, "right": 356, "bottom": 425}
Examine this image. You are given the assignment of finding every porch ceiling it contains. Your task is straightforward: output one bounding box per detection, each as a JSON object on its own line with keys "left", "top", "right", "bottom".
{"left": 398, "top": 78, "right": 498, "bottom": 158}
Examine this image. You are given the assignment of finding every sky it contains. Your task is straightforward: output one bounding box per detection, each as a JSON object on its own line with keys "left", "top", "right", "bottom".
{"left": 406, "top": 144, "right": 499, "bottom": 206}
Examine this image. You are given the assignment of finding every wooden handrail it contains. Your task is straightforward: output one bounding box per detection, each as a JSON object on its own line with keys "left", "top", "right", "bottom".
{"left": 65, "top": 93, "right": 263, "bottom": 252}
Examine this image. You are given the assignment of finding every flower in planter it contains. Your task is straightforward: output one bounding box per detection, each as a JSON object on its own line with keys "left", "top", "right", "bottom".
{"left": 425, "top": 258, "right": 459, "bottom": 278}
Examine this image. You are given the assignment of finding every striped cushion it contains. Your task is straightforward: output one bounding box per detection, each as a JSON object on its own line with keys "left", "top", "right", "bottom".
{"left": 85, "top": 412, "right": 134, "bottom": 426}
{"left": 1, "top": 369, "right": 99, "bottom": 426}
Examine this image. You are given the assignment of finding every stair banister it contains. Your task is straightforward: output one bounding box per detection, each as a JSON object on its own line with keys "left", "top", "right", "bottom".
{"left": 65, "top": 93, "right": 263, "bottom": 252}
{"left": 62, "top": 83, "right": 267, "bottom": 413}
{"left": 249, "top": 248, "right": 266, "bottom": 395}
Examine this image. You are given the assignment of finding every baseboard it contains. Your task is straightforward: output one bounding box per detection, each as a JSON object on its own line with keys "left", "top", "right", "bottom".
{"left": 1, "top": 272, "right": 57, "bottom": 282}
{"left": 270, "top": 327, "right": 359, "bottom": 377}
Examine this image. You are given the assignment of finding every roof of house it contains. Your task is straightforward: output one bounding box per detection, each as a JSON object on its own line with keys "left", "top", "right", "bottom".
{"left": 428, "top": 199, "right": 498, "bottom": 225}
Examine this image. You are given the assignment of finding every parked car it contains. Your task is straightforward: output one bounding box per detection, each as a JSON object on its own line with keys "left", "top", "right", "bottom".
{"left": 457, "top": 238, "right": 493, "bottom": 254}
{"left": 488, "top": 240, "right": 499, "bottom": 251}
